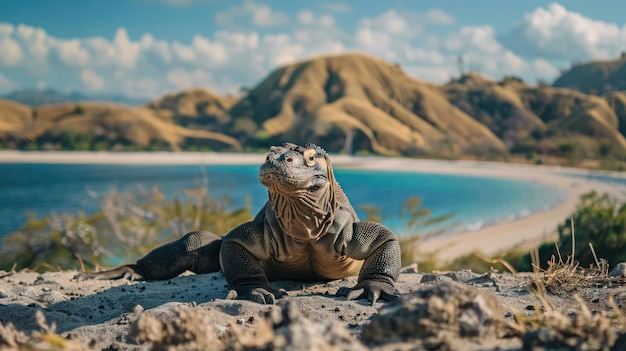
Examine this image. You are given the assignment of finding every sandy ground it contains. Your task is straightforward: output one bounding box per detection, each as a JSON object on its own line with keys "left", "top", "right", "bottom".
{"left": 2, "top": 150, "right": 625, "bottom": 261}
{"left": 1, "top": 269, "right": 625, "bottom": 350}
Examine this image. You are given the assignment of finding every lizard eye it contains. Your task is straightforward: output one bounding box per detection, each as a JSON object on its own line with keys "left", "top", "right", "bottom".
{"left": 304, "top": 149, "right": 316, "bottom": 166}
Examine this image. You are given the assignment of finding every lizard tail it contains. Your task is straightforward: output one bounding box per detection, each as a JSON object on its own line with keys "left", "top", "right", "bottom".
{"left": 136, "top": 231, "right": 222, "bottom": 280}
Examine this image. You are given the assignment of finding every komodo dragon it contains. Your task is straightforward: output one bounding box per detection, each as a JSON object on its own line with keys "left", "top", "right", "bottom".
{"left": 76, "top": 142, "right": 401, "bottom": 305}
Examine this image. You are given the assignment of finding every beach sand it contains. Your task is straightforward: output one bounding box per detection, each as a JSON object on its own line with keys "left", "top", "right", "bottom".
{"left": 2, "top": 150, "right": 624, "bottom": 261}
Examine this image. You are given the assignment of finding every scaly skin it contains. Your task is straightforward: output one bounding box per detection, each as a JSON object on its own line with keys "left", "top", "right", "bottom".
{"left": 76, "top": 143, "right": 401, "bottom": 305}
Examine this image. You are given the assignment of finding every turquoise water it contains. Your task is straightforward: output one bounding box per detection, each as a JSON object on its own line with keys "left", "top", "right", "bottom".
{"left": 0, "top": 163, "right": 567, "bottom": 241}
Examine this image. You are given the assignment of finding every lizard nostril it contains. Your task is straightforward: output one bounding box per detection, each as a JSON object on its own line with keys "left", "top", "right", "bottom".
{"left": 286, "top": 157, "right": 293, "bottom": 162}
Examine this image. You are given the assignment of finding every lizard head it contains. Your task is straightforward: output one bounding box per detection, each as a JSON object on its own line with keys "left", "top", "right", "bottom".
{"left": 259, "top": 142, "right": 338, "bottom": 240}
{"left": 259, "top": 142, "right": 333, "bottom": 193}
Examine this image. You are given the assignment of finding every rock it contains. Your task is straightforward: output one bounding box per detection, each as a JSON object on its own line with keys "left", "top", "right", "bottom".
{"left": 130, "top": 306, "right": 225, "bottom": 351}
{"left": 609, "top": 263, "right": 626, "bottom": 278}
{"left": 361, "top": 282, "right": 504, "bottom": 346}
{"left": 37, "top": 291, "right": 68, "bottom": 304}
{"left": 129, "top": 301, "right": 367, "bottom": 351}
{"left": 420, "top": 274, "right": 456, "bottom": 284}
{"left": 446, "top": 269, "right": 480, "bottom": 282}
{"left": 264, "top": 301, "right": 368, "bottom": 351}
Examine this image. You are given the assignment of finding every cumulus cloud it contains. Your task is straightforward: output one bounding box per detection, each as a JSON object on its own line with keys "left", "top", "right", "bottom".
{"left": 0, "top": 36, "right": 24, "bottom": 67}
{"left": 502, "top": 3, "right": 626, "bottom": 60}
{"left": 215, "top": 1, "right": 289, "bottom": 28}
{"left": 0, "top": 3, "right": 607, "bottom": 98}
{"left": 297, "top": 10, "right": 334, "bottom": 28}
{"left": 81, "top": 69, "right": 105, "bottom": 91}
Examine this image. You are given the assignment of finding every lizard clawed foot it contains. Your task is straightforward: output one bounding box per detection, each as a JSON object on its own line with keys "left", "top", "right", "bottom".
{"left": 336, "top": 280, "right": 400, "bottom": 305}
{"left": 226, "top": 286, "right": 289, "bottom": 305}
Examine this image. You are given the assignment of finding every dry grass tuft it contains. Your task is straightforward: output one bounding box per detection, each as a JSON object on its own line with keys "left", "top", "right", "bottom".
{"left": 0, "top": 311, "right": 83, "bottom": 351}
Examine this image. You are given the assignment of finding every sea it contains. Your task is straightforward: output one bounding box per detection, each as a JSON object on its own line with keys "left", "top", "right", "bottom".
{"left": 0, "top": 163, "right": 570, "bottom": 241}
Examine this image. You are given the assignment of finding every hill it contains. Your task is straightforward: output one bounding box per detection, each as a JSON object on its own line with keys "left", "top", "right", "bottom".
{"left": 2, "top": 53, "right": 626, "bottom": 164}
{"left": 553, "top": 55, "right": 626, "bottom": 95}
{"left": 148, "top": 88, "right": 238, "bottom": 130}
{"left": 227, "top": 54, "right": 506, "bottom": 156}
{"left": 445, "top": 73, "right": 626, "bottom": 160}
{"left": 3, "top": 88, "right": 149, "bottom": 107}
{"left": 0, "top": 99, "right": 241, "bottom": 151}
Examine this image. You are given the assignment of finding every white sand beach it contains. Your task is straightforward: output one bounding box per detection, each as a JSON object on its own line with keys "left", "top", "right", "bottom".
{"left": 1, "top": 150, "right": 625, "bottom": 261}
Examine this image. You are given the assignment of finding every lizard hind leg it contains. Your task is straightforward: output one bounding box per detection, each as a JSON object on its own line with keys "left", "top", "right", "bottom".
{"left": 75, "top": 231, "right": 222, "bottom": 281}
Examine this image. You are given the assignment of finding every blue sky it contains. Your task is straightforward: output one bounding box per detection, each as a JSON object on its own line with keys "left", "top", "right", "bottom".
{"left": 1, "top": 0, "right": 625, "bottom": 98}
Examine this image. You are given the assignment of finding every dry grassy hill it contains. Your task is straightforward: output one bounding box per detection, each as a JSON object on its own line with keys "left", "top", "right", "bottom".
{"left": 227, "top": 54, "right": 506, "bottom": 156}
{"left": 445, "top": 73, "right": 626, "bottom": 159}
{"left": 148, "top": 88, "right": 238, "bottom": 130}
{"left": 553, "top": 55, "right": 626, "bottom": 95}
{"left": 2, "top": 53, "right": 626, "bottom": 163}
{"left": 0, "top": 99, "right": 241, "bottom": 151}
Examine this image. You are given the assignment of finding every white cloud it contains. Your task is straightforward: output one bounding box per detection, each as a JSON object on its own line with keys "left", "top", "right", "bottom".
{"left": 424, "top": 9, "right": 456, "bottom": 25}
{"left": 0, "top": 3, "right": 609, "bottom": 98}
{"left": 358, "top": 10, "right": 416, "bottom": 37}
{"left": 445, "top": 26, "right": 529, "bottom": 74}
{"left": 297, "top": 10, "right": 335, "bottom": 28}
{"left": 166, "top": 68, "right": 212, "bottom": 88}
{"left": 405, "top": 48, "right": 446, "bottom": 65}
{"left": 215, "top": 1, "right": 289, "bottom": 28}
{"left": 36, "top": 80, "right": 46, "bottom": 89}
{"left": 81, "top": 69, "right": 105, "bottom": 91}
{"left": 55, "top": 39, "right": 91, "bottom": 67}
{"left": 532, "top": 58, "right": 559, "bottom": 78}
{"left": 502, "top": 3, "right": 626, "bottom": 60}
{"left": 317, "top": 2, "right": 352, "bottom": 13}
{"left": 0, "top": 37, "right": 23, "bottom": 66}
{"left": 0, "top": 73, "right": 18, "bottom": 93}
{"left": 0, "top": 23, "right": 14, "bottom": 37}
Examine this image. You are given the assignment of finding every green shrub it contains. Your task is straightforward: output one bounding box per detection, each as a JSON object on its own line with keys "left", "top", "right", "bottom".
{"left": 484, "top": 191, "right": 626, "bottom": 272}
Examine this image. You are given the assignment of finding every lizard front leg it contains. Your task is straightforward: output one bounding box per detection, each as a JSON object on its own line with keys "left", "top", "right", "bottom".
{"left": 337, "top": 220, "right": 401, "bottom": 305}
{"left": 220, "top": 223, "right": 287, "bottom": 305}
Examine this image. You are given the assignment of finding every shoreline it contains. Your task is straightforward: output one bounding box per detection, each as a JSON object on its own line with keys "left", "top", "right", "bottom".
{"left": 2, "top": 150, "right": 625, "bottom": 261}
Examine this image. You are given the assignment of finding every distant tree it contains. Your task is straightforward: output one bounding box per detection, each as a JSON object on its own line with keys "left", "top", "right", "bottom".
{"left": 559, "top": 141, "right": 582, "bottom": 165}
{"left": 525, "top": 150, "right": 537, "bottom": 160}
{"left": 599, "top": 142, "right": 614, "bottom": 158}
{"left": 74, "top": 104, "right": 85, "bottom": 114}
{"left": 621, "top": 51, "right": 626, "bottom": 59}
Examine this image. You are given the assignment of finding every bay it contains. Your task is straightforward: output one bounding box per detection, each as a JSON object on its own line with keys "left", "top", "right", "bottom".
{"left": 0, "top": 163, "right": 566, "bottom": 240}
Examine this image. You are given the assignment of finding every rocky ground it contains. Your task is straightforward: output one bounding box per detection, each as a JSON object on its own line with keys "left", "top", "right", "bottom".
{"left": 2, "top": 265, "right": 626, "bottom": 350}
